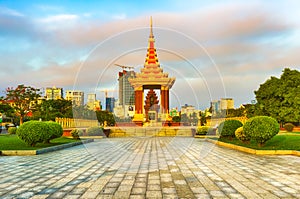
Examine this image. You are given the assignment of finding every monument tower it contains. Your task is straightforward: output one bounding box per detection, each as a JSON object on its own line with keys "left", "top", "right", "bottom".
{"left": 128, "top": 17, "right": 175, "bottom": 125}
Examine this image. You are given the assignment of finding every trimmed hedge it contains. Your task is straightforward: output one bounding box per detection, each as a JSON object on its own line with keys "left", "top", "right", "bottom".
{"left": 243, "top": 116, "right": 279, "bottom": 146}
{"left": 87, "top": 126, "right": 104, "bottom": 136}
{"left": 283, "top": 123, "right": 294, "bottom": 132}
{"left": 218, "top": 120, "right": 243, "bottom": 138}
{"left": 16, "top": 121, "right": 63, "bottom": 146}
{"left": 8, "top": 127, "right": 17, "bottom": 134}
{"left": 44, "top": 121, "right": 63, "bottom": 143}
{"left": 235, "top": 127, "right": 250, "bottom": 143}
{"left": 196, "top": 126, "right": 214, "bottom": 135}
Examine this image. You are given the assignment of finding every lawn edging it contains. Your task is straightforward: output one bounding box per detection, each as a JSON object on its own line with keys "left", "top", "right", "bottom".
{"left": 0, "top": 139, "right": 94, "bottom": 156}
{"left": 206, "top": 139, "right": 300, "bottom": 156}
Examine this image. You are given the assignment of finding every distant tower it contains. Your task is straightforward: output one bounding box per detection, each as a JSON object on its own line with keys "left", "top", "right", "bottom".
{"left": 118, "top": 70, "right": 136, "bottom": 106}
{"left": 45, "top": 86, "right": 63, "bottom": 100}
{"left": 87, "top": 93, "right": 101, "bottom": 111}
{"left": 65, "top": 90, "right": 84, "bottom": 106}
{"left": 106, "top": 97, "right": 115, "bottom": 112}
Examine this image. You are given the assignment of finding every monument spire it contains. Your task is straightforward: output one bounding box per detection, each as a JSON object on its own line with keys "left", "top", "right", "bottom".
{"left": 145, "top": 16, "right": 159, "bottom": 65}
{"left": 150, "top": 16, "right": 153, "bottom": 38}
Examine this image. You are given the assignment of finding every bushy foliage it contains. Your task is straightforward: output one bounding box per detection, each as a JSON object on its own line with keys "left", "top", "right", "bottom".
{"left": 16, "top": 121, "right": 47, "bottom": 146}
{"left": 283, "top": 123, "right": 295, "bottom": 132}
{"left": 243, "top": 116, "right": 279, "bottom": 146}
{"left": 172, "top": 116, "right": 181, "bottom": 122}
{"left": 196, "top": 126, "right": 213, "bottom": 135}
{"left": 70, "top": 129, "right": 82, "bottom": 140}
{"left": 8, "top": 127, "right": 17, "bottom": 134}
{"left": 235, "top": 127, "right": 250, "bottom": 143}
{"left": 44, "top": 121, "right": 63, "bottom": 143}
{"left": 87, "top": 126, "right": 104, "bottom": 136}
{"left": 218, "top": 120, "right": 243, "bottom": 138}
{"left": 16, "top": 121, "right": 63, "bottom": 146}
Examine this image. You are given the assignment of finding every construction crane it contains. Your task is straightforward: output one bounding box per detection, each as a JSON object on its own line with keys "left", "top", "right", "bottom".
{"left": 100, "top": 89, "right": 115, "bottom": 98}
{"left": 114, "top": 63, "right": 135, "bottom": 70}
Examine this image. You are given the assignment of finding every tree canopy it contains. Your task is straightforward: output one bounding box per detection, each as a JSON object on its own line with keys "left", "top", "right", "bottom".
{"left": 32, "top": 99, "right": 73, "bottom": 121}
{"left": 255, "top": 68, "right": 300, "bottom": 124}
{"left": 4, "top": 85, "right": 41, "bottom": 124}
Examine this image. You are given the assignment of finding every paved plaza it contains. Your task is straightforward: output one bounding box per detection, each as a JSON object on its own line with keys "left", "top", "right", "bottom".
{"left": 0, "top": 137, "right": 300, "bottom": 199}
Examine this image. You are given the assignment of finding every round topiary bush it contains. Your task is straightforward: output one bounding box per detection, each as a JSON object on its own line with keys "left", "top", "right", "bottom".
{"left": 44, "top": 121, "right": 63, "bottom": 143}
{"left": 8, "top": 127, "right": 17, "bottom": 134}
{"left": 243, "top": 116, "right": 279, "bottom": 146}
{"left": 87, "top": 126, "right": 104, "bottom": 136}
{"left": 16, "top": 121, "right": 48, "bottom": 146}
{"left": 283, "top": 123, "right": 295, "bottom": 132}
{"left": 235, "top": 127, "right": 250, "bottom": 143}
{"left": 218, "top": 120, "right": 243, "bottom": 138}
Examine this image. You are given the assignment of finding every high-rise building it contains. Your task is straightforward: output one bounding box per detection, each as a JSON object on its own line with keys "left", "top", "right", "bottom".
{"left": 45, "top": 86, "right": 63, "bottom": 100}
{"left": 87, "top": 93, "right": 101, "bottom": 111}
{"left": 211, "top": 98, "right": 234, "bottom": 114}
{"left": 106, "top": 97, "right": 115, "bottom": 112}
{"left": 211, "top": 100, "right": 220, "bottom": 113}
{"left": 65, "top": 90, "right": 84, "bottom": 106}
{"left": 220, "top": 98, "right": 234, "bottom": 110}
{"left": 118, "top": 70, "right": 135, "bottom": 106}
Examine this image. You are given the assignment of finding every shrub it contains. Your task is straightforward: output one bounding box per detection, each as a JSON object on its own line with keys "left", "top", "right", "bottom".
{"left": 218, "top": 120, "right": 243, "bottom": 138}
{"left": 8, "top": 127, "right": 17, "bottom": 134}
{"left": 172, "top": 116, "right": 181, "bottom": 122}
{"left": 87, "top": 126, "right": 104, "bottom": 136}
{"left": 44, "top": 121, "right": 63, "bottom": 143}
{"left": 196, "top": 126, "right": 214, "bottom": 135}
{"left": 283, "top": 123, "right": 295, "bottom": 132}
{"left": 70, "top": 129, "right": 82, "bottom": 140}
{"left": 197, "top": 126, "right": 209, "bottom": 135}
{"left": 16, "top": 121, "right": 47, "bottom": 146}
{"left": 243, "top": 116, "right": 279, "bottom": 146}
{"left": 235, "top": 127, "right": 250, "bottom": 143}
{"left": 16, "top": 121, "right": 63, "bottom": 146}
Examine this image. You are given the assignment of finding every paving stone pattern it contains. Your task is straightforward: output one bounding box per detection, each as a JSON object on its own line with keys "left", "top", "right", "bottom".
{"left": 0, "top": 137, "right": 300, "bottom": 198}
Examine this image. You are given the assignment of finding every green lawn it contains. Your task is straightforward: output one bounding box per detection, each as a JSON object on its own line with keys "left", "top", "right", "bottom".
{"left": 217, "top": 135, "right": 300, "bottom": 151}
{"left": 0, "top": 134, "right": 80, "bottom": 150}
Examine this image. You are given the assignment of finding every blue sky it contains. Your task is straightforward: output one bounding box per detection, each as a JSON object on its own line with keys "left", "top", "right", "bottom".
{"left": 0, "top": 0, "right": 300, "bottom": 110}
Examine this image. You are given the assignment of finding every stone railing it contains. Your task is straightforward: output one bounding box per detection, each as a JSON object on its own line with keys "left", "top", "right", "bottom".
{"left": 55, "top": 117, "right": 99, "bottom": 129}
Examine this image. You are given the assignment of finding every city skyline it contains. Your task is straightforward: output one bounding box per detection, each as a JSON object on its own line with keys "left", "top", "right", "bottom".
{"left": 1, "top": 1, "right": 300, "bottom": 110}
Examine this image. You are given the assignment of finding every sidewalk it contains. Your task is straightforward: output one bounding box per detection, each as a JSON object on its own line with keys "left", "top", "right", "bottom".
{"left": 0, "top": 137, "right": 299, "bottom": 198}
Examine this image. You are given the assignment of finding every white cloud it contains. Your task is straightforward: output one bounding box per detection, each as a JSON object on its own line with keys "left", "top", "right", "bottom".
{"left": 34, "top": 4, "right": 63, "bottom": 12}
{"left": 112, "top": 13, "right": 127, "bottom": 20}
{"left": 38, "top": 14, "right": 79, "bottom": 23}
{"left": 0, "top": 6, "right": 24, "bottom": 17}
{"left": 35, "top": 14, "right": 80, "bottom": 31}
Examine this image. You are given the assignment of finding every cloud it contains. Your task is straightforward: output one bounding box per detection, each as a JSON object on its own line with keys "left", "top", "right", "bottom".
{"left": 34, "top": 4, "right": 63, "bottom": 12}
{"left": 112, "top": 13, "right": 127, "bottom": 20}
{"left": 1, "top": 2, "right": 299, "bottom": 108}
{"left": 38, "top": 14, "right": 79, "bottom": 23}
{"left": 0, "top": 6, "right": 24, "bottom": 17}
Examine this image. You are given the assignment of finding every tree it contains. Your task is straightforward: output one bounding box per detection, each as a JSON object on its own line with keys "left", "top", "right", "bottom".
{"left": 32, "top": 99, "right": 73, "bottom": 121}
{"left": 73, "top": 105, "right": 96, "bottom": 120}
{"left": 4, "top": 85, "right": 41, "bottom": 125}
{"left": 255, "top": 68, "right": 300, "bottom": 125}
{"left": 0, "top": 103, "right": 15, "bottom": 118}
{"left": 96, "top": 111, "right": 115, "bottom": 126}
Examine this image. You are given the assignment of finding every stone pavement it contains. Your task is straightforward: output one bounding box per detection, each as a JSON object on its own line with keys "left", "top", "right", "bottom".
{"left": 0, "top": 137, "right": 300, "bottom": 199}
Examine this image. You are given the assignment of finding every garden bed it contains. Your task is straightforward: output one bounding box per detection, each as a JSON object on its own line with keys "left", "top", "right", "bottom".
{"left": 212, "top": 135, "right": 300, "bottom": 151}
{"left": 0, "top": 134, "right": 81, "bottom": 150}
